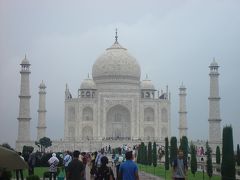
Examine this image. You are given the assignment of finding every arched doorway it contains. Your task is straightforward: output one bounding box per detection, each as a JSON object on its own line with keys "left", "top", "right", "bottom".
{"left": 106, "top": 105, "right": 131, "bottom": 139}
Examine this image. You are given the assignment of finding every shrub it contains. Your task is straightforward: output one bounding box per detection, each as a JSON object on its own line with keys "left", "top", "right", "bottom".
{"left": 221, "top": 126, "right": 235, "bottom": 180}
{"left": 0, "top": 169, "right": 12, "bottom": 180}
{"left": 170, "top": 136, "right": 178, "bottom": 166}
{"left": 26, "top": 175, "right": 40, "bottom": 180}
{"left": 147, "top": 142, "right": 152, "bottom": 166}
{"left": 165, "top": 137, "right": 169, "bottom": 170}
{"left": 190, "top": 143, "right": 197, "bottom": 176}
{"left": 206, "top": 141, "right": 213, "bottom": 179}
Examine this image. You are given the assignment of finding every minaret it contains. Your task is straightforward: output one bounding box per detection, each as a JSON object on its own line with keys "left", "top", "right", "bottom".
{"left": 178, "top": 83, "right": 188, "bottom": 138}
{"left": 208, "top": 59, "right": 221, "bottom": 146}
{"left": 17, "top": 55, "right": 31, "bottom": 141}
{"left": 37, "top": 81, "right": 47, "bottom": 140}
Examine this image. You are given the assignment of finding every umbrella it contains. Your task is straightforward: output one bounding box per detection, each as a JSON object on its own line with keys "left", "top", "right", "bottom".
{"left": 0, "top": 146, "right": 28, "bottom": 170}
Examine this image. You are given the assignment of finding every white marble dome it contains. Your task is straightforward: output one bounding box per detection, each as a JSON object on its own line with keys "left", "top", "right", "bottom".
{"left": 39, "top": 81, "right": 46, "bottom": 89}
{"left": 92, "top": 41, "right": 141, "bottom": 83}
{"left": 210, "top": 59, "right": 219, "bottom": 67}
{"left": 80, "top": 78, "right": 96, "bottom": 89}
{"left": 141, "top": 79, "right": 155, "bottom": 90}
{"left": 21, "top": 55, "right": 30, "bottom": 65}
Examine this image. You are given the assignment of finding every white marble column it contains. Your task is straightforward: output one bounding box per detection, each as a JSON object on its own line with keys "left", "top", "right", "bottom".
{"left": 37, "top": 81, "right": 47, "bottom": 140}
{"left": 17, "top": 55, "right": 31, "bottom": 141}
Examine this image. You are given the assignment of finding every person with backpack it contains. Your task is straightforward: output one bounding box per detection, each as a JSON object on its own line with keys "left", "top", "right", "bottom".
{"left": 28, "top": 150, "right": 36, "bottom": 175}
{"left": 95, "top": 156, "right": 114, "bottom": 180}
{"left": 67, "top": 150, "right": 85, "bottom": 180}
{"left": 172, "top": 149, "right": 188, "bottom": 180}
{"left": 64, "top": 151, "right": 72, "bottom": 179}
{"left": 48, "top": 153, "right": 59, "bottom": 180}
{"left": 95, "top": 149, "right": 104, "bottom": 169}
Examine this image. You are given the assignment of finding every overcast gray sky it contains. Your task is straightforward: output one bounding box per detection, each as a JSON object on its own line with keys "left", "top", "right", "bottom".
{"left": 0, "top": 0, "right": 240, "bottom": 148}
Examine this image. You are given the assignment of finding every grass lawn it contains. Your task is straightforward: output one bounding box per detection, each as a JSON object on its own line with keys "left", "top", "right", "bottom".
{"left": 11, "top": 167, "right": 65, "bottom": 178}
{"left": 138, "top": 164, "right": 221, "bottom": 180}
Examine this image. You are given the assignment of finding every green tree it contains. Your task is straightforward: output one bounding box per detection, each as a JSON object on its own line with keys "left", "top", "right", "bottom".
{"left": 36, "top": 137, "right": 52, "bottom": 152}
{"left": 216, "top": 146, "right": 221, "bottom": 164}
{"left": 206, "top": 141, "right": 213, "bottom": 179}
{"left": 237, "top": 144, "right": 240, "bottom": 166}
{"left": 144, "top": 145, "right": 148, "bottom": 165}
{"left": 190, "top": 143, "right": 197, "bottom": 176}
{"left": 179, "top": 136, "right": 188, "bottom": 164}
{"left": 221, "top": 126, "right": 236, "bottom": 180}
{"left": 137, "top": 144, "right": 140, "bottom": 164}
{"left": 170, "top": 136, "right": 178, "bottom": 166}
{"left": 152, "top": 142, "right": 157, "bottom": 167}
{"left": 165, "top": 137, "right": 169, "bottom": 170}
{"left": 1, "top": 143, "right": 14, "bottom": 150}
{"left": 137, "top": 142, "right": 144, "bottom": 164}
{"left": 148, "top": 141, "right": 152, "bottom": 165}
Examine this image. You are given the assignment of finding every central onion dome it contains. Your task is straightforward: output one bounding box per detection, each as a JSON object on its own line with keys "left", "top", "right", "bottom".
{"left": 92, "top": 33, "right": 141, "bottom": 85}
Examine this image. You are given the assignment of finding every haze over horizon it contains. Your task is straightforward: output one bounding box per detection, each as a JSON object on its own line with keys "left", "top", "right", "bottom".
{"left": 0, "top": 0, "right": 240, "bottom": 148}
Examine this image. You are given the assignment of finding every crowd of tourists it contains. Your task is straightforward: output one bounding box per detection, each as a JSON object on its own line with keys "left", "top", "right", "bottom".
{"left": 20, "top": 145, "right": 139, "bottom": 180}
{"left": 14, "top": 144, "right": 188, "bottom": 180}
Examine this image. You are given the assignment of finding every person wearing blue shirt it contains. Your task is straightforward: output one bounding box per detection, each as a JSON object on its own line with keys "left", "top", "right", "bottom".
{"left": 119, "top": 151, "right": 139, "bottom": 180}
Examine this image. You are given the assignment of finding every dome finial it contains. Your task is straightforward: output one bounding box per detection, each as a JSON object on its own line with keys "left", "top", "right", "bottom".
{"left": 24, "top": 53, "right": 27, "bottom": 59}
{"left": 87, "top": 73, "right": 90, "bottom": 78}
{"left": 115, "top": 28, "right": 118, "bottom": 43}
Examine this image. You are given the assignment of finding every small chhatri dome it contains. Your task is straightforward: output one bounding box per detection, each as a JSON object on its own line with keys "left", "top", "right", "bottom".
{"left": 80, "top": 76, "right": 97, "bottom": 90}
{"left": 141, "top": 75, "right": 155, "bottom": 90}
{"left": 209, "top": 58, "right": 219, "bottom": 67}
{"left": 39, "top": 80, "right": 46, "bottom": 89}
{"left": 179, "top": 82, "right": 186, "bottom": 89}
{"left": 21, "top": 54, "right": 30, "bottom": 65}
{"left": 92, "top": 30, "right": 141, "bottom": 84}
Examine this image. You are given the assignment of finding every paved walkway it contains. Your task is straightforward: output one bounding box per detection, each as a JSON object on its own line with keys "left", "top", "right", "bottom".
{"left": 139, "top": 171, "right": 164, "bottom": 180}
{"left": 85, "top": 163, "right": 164, "bottom": 180}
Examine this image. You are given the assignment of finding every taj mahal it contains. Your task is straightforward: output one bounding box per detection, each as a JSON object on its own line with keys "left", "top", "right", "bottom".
{"left": 15, "top": 32, "right": 221, "bottom": 152}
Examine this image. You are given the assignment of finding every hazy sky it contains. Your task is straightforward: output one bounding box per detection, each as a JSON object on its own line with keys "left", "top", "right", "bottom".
{"left": 0, "top": 0, "right": 240, "bottom": 148}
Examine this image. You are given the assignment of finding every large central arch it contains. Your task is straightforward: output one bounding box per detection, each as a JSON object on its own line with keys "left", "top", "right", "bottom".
{"left": 106, "top": 105, "right": 131, "bottom": 139}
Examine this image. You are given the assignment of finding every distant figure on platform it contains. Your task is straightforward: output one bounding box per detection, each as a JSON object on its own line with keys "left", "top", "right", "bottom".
{"left": 67, "top": 150, "right": 85, "bottom": 180}
{"left": 119, "top": 151, "right": 139, "bottom": 180}
{"left": 172, "top": 149, "right": 187, "bottom": 180}
{"left": 48, "top": 153, "right": 59, "bottom": 180}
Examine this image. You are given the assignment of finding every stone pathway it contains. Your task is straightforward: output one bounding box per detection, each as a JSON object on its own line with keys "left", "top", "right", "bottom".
{"left": 139, "top": 171, "right": 164, "bottom": 180}
{"left": 85, "top": 162, "right": 164, "bottom": 180}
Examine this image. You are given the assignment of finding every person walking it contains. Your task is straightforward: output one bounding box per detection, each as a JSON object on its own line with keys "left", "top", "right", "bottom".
{"left": 16, "top": 152, "right": 24, "bottom": 180}
{"left": 67, "top": 150, "right": 85, "bottom": 180}
{"left": 64, "top": 151, "right": 72, "bottom": 179}
{"left": 28, "top": 150, "right": 36, "bottom": 175}
{"left": 48, "top": 153, "right": 59, "bottom": 180}
{"left": 172, "top": 149, "right": 188, "bottom": 180}
{"left": 119, "top": 151, "right": 139, "bottom": 180}
{"left": 95, "top": 149, "right": 104, "bottom": 170}
{"left": 95, "top": 156, "right": 114, "bottom": 180}
{"left": 114, "top": 148, "right": 124, "bottom": 179}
